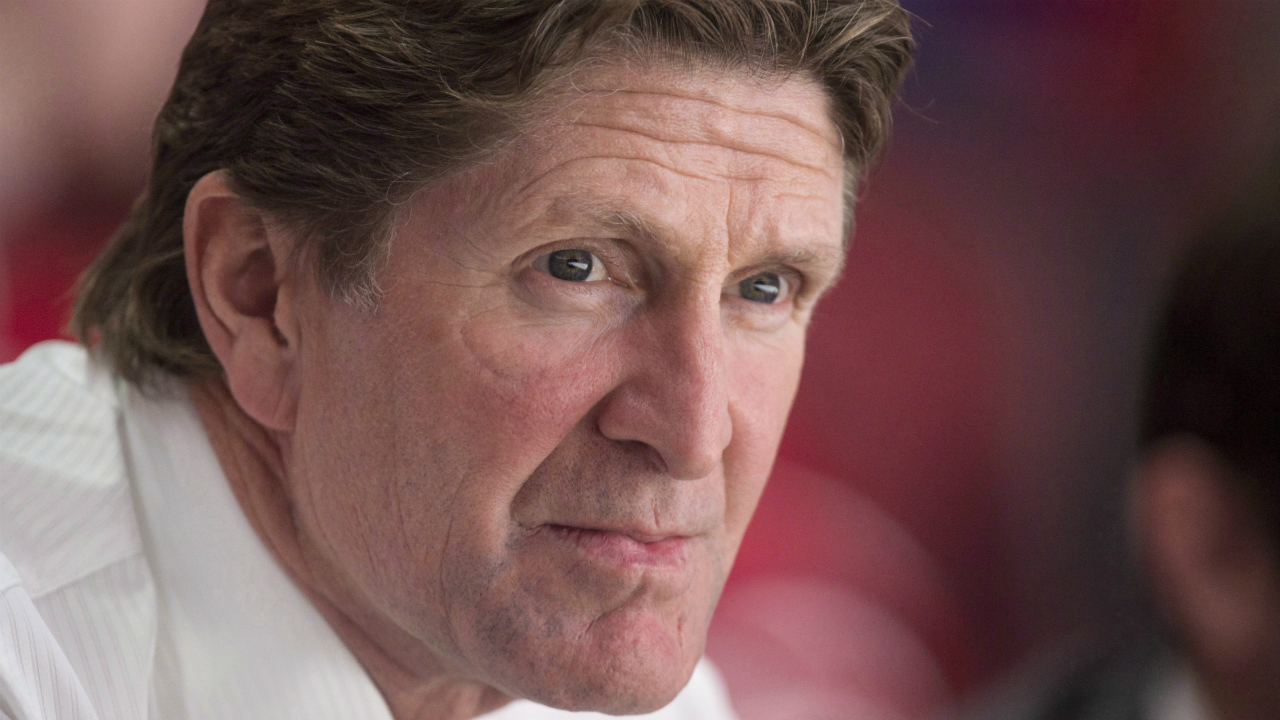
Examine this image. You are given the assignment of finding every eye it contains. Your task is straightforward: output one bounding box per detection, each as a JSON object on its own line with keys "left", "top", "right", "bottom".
{"left": 735, "top": 272, "right": 789, "bottom": 304}
{"left": 535, "top": 249, "right": 609, "bottom": 282}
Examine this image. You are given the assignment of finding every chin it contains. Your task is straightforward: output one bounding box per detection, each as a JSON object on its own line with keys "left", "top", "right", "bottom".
{"left": 475, "top": 601, "right": 705, "bottom": 714}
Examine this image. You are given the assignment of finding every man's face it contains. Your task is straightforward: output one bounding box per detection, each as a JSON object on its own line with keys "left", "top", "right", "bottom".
{"left": 286, "top": 65, "right": 846, "bottom": 712}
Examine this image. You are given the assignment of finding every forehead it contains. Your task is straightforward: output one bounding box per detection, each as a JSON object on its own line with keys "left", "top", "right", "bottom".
{"left": 470, "top": 64, "right": 847, "bottom": 258}
{"left": 550, "top": 62, "right": 843, "bottom": 163}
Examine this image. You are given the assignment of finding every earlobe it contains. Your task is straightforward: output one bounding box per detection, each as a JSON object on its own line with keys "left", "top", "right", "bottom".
{"left": 184, "top": 171, "right": 300, "bottom": 431}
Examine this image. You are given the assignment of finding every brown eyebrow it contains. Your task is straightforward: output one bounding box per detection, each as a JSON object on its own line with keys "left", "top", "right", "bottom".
{"left": 590, "top": 207, "right": 670, "bottom": 244}
{"left": 542, "top": 191, "right": 847, "bottom": 277}
{"left": 541, "top": 192, "right": 675, "bottom": 243}
{"left": 747, "top": 247, "right": 845, "bottom": 273}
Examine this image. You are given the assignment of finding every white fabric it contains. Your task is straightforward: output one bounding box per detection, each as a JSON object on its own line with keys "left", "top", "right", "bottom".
{"left": 1145, "top": 659, "right": 1216, "bottom": 720}
{"left": 0, "top": 341, "right": 737, "bottom": 720}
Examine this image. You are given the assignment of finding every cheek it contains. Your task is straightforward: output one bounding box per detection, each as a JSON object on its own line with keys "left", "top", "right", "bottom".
{"left": 442, "top": 310, "right": 628, "bottom": 476}
{"left": 722, "top": 329, "right": 806, "bottom": 540}
{"left": 284, "top": 312, "right": 444, "bottom": 631}
{"left": 384, "top": 305, "right": 630, "bottom": 578}
{"left": 290, "top": 277, "right": 634, "bottom": 600}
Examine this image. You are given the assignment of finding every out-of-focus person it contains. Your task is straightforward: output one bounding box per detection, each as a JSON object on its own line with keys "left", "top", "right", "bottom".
{"left": 1131, "top": 163, "right": 1280, "bottom": 720}
{"left": 952, "top": 160, "right": 1280, "bottom": 720}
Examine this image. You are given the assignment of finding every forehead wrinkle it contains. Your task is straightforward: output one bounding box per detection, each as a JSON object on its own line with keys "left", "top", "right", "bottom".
{"left": 502, "top": 73, "right": 841, "bottom": 216}
{"left": 566, "top": 120, "right": 838, "bottom": 180}
{"left": 510, "top": 153, "right": 719, "bottom": 204}
{"left": 562, "top": 86, "right": 841, "bottom": 178}
{"left": 572, "top": 85, "right": 839, "bottom": 147}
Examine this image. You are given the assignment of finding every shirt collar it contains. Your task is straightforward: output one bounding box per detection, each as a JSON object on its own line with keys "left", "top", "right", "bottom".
{"left": 122, "top": 381, "right": 396, "bottom": 720}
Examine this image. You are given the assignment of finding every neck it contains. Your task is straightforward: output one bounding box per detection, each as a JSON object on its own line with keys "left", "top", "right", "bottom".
{"left": 189, "top": 381, "right": 510, "bottom": 720}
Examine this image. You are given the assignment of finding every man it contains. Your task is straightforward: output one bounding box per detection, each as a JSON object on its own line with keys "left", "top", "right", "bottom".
{"left": 0, "top": 2, "right": 914, "bottom": 719}
{"left": 1131, "top": 181, "right": 1280, "bottom": 720}
{"left": 955, "top": 165, "right": 1280, "bottom": 720}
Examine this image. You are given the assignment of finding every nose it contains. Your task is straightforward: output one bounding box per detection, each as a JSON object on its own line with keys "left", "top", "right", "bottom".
{"left": 595, "top": 293, "right": 732, "bottom": 480}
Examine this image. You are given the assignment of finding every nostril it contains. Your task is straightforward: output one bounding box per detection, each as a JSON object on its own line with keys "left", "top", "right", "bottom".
{"left": 642, "top": 443, "right": 669, "bottom": 476}
{"left": 607, "top": 439, "right": 671, "bottom": 476}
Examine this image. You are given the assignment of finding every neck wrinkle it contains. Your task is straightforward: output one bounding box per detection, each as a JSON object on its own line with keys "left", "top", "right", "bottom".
{"left": 187, "top": 380, "right": 511, "bottom": 720}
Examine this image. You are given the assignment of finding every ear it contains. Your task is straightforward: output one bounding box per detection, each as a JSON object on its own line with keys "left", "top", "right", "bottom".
{"left": 184, "top": 171, "right": 300, "bottom": 431}
{"left": 1134, "top": 437, "right": 1280, "bottom": 673}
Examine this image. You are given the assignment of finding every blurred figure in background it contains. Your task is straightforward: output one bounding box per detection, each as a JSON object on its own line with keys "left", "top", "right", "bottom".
{"left": 1133, "top": 162, "right": 1280, "bottom": 720}
{"left": 957, "top": 161, "right": 1280, "bottom": 720}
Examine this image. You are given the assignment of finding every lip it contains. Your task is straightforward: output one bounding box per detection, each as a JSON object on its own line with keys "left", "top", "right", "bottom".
{"left": 543, "top": 524, "right": 694, "bottom": 568}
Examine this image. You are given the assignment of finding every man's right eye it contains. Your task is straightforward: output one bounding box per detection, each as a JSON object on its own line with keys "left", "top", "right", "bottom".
{"left": 535, "top": 249, "right": 608, "bottom": 282}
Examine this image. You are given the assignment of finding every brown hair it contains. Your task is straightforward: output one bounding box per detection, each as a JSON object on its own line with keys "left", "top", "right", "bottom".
{"left": 74, "top": 0, "right": 914, "bottom": 385}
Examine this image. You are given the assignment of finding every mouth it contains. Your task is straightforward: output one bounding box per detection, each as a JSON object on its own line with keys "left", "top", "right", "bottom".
{"left": 543, "top": 524, "right": 694, "bottom": 569}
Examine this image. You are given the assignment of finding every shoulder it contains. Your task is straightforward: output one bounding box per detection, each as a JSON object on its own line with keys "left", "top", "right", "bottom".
{"left": 0, "top": 543, "right": 157, "bottom": 720}
{"left": 0, "top": 341, "right": 143, "bottom": 598}
{"left": 0, "top": 551, "right": 103, "bottom": 720}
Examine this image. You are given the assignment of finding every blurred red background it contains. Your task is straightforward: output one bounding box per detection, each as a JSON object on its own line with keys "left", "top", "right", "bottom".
{"left": 3, "top": 2, "right": 1279, "bottom": 718}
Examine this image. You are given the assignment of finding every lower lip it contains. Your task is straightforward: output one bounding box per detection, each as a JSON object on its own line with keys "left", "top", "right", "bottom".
{"left": 545, "top": 525, "right": 692, "bottom": 568}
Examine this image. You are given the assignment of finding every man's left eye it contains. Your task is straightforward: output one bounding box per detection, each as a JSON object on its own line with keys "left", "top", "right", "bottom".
{"left": 734, "top": 272, "right": 790, "bottom": 304}
{"left": 535, "top": 249, "right": 609, "bottom": 282}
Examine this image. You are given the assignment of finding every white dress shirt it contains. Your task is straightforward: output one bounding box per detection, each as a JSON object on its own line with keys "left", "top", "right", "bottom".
{"left": 0, "top": 341, "right": 737, "bottom": 720}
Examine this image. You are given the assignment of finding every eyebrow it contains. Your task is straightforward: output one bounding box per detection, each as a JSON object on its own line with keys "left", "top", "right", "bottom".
{"left": 544, "top": 192, "right": 848, "bottom": 274}
{"left": 542, "top": 193, "right": 673, "bottom": 244}
{"left": 747, "top": 247, "right": 846, "bottom": 274}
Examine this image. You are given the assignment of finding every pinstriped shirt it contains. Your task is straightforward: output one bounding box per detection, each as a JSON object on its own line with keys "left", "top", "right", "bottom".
{"left": 0, "top": 342, "right": 737, "bottom": 720}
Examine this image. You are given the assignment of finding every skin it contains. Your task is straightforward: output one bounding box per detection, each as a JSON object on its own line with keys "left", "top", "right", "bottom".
{"left": 184, "top": 64, "right": 848, "bottom": 719}
{"left": 1135, "top": 437, "right": 1280, "bottom": 720}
